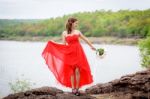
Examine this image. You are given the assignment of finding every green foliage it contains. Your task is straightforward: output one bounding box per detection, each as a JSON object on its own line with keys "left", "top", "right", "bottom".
{"left": 8, "top": 74, "right": 36, "bottom": 93}
{"left": 96, "top": 48, "right": 104, "bottom": 56}
{"left": 0, "top": 9, "right": 150, "bottom": 38}
{"left": 138, "top": 37, "right": 150, "bottom": 68}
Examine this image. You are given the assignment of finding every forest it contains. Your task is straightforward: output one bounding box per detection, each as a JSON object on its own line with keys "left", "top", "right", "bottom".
{"left": 0, "top": 9, "right": 150, "bottom": 38}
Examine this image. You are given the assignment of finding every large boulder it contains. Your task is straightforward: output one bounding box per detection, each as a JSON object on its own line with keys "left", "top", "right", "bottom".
{"left": 86, "top": 69, "right": 150, "bottom": 98}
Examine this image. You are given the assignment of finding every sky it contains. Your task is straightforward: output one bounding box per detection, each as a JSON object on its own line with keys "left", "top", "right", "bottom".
{"left": 0, "top": 0, "right": 150, "bottom": 19}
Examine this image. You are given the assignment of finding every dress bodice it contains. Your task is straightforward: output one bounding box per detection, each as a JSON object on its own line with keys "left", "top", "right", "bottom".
{"left": 65, "top": 34, "right": 80, "bottom": 45}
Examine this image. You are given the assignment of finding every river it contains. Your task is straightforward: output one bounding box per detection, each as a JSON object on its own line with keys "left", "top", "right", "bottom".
{"left": 0, "top": 40, "right": 145, "bottom": 98}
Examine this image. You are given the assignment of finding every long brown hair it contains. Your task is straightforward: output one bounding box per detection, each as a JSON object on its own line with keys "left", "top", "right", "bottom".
{"left": 66, "top": 17, "right": 78, "bottom": 34}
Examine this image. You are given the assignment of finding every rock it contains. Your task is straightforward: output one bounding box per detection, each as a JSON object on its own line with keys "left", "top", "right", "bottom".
{"left": 30, "top": 86, "right": 63, "bottom": 96}
{"left": 56, "top": 93, "right": 96, "bottom": 99}
{"left": 3, "top": 86, "right": 96, "bottom": 99}
{"left": 86, "top": 84, "right": 101, "bottom": 94}
{"left": 132, "top": 92, "right": 149, "bottom": 99}
{"left": 99, "top": 83, "right": 113, "bottom": 93}
{"left": 111, "top": 79, "right": 120, "bottom": 86}
{"left": 85, "top": 69, "right": 150, "bottom": 99}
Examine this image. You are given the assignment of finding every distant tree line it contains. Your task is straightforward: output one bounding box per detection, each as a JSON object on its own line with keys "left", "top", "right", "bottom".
{"left": 0, "top": 9, "right": 150, "bottom": 38}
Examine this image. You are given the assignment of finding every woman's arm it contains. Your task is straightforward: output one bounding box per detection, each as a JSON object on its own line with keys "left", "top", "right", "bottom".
{"left": 78, "top": 31, "right": 96, "bottom": 50}
{"left": 62, "top": 31, "right": 66, "bottom": 45}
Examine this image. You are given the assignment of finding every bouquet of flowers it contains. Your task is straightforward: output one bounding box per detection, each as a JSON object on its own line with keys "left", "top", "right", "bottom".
{"left": 96, "top": 48, "right": 105, "bottom": 58}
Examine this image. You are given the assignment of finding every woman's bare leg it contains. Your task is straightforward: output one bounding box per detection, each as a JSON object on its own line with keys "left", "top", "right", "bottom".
{"left": 75, "top": 67, "right": 80, "bottom": 89}
{"left": 71, "top": 74, "right": 75, "bottom": 89}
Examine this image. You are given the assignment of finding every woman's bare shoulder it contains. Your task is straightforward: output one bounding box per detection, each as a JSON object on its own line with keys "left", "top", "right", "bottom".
{"left": 75, "top": 30, "right": 81, "bottom": 34}
{"left": 62, "top": 31, "right": 67, "bottom": 36}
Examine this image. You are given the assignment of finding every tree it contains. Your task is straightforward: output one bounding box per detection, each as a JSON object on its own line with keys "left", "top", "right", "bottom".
{"left": 138, "top": 37, "right": 150, "bottom": 68}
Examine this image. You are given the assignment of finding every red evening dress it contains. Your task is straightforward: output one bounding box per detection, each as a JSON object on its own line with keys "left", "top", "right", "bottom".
{"left": 41, "top": 33, "right": 93, "bottom": 88}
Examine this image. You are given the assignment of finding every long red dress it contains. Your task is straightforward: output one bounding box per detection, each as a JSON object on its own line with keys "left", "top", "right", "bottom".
{"left": 41, "top": 33, "right": 93, "bottom": 88}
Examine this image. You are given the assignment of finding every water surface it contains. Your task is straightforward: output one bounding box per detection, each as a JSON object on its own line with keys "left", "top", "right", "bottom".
{"left": 0, "top": 40, "right": 145, "bottom": 97}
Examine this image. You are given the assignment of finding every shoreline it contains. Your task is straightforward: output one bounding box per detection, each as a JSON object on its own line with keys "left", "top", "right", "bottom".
{"left": 0, "top": 36, "right": 142, "bottom": 45}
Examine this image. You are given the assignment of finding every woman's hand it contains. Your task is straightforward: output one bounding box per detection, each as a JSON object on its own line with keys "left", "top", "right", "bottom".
{"left": 91, "top": 46, "right": 96, "bottom": 51}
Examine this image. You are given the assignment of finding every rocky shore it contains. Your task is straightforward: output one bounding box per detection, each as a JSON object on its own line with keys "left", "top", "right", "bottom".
{"left": 3, "top": 87, "right": 95, "bottom": 99}
{"left": 86, "top": 69, "right": 150, "bottom": 99}
{"left": 3, "top": 69, "right": 150, "bottom": 99}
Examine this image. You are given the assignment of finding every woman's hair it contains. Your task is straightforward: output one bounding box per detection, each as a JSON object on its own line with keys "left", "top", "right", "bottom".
{"left": 66, "top": 17, "right": 78, "bottom": 34}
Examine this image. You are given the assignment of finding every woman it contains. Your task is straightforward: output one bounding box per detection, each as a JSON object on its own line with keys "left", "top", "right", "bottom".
{"left": 42, "top": 17, "right": 96, "bottom": 96}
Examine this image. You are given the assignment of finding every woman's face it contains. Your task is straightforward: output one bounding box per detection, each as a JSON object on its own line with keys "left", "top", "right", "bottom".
{"left": 72, "top": 21, "right": 78, "bottom": 29}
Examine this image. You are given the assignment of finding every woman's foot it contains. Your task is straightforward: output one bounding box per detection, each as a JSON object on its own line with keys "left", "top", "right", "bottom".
{"left": 71, "top": 88, "right": 80, "bottom": 96}
{"left": 71, "top": 88, "right": 77, "bottom": 94}
{"left": 74, "top": 88, "right": 80, "bottom": 96}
